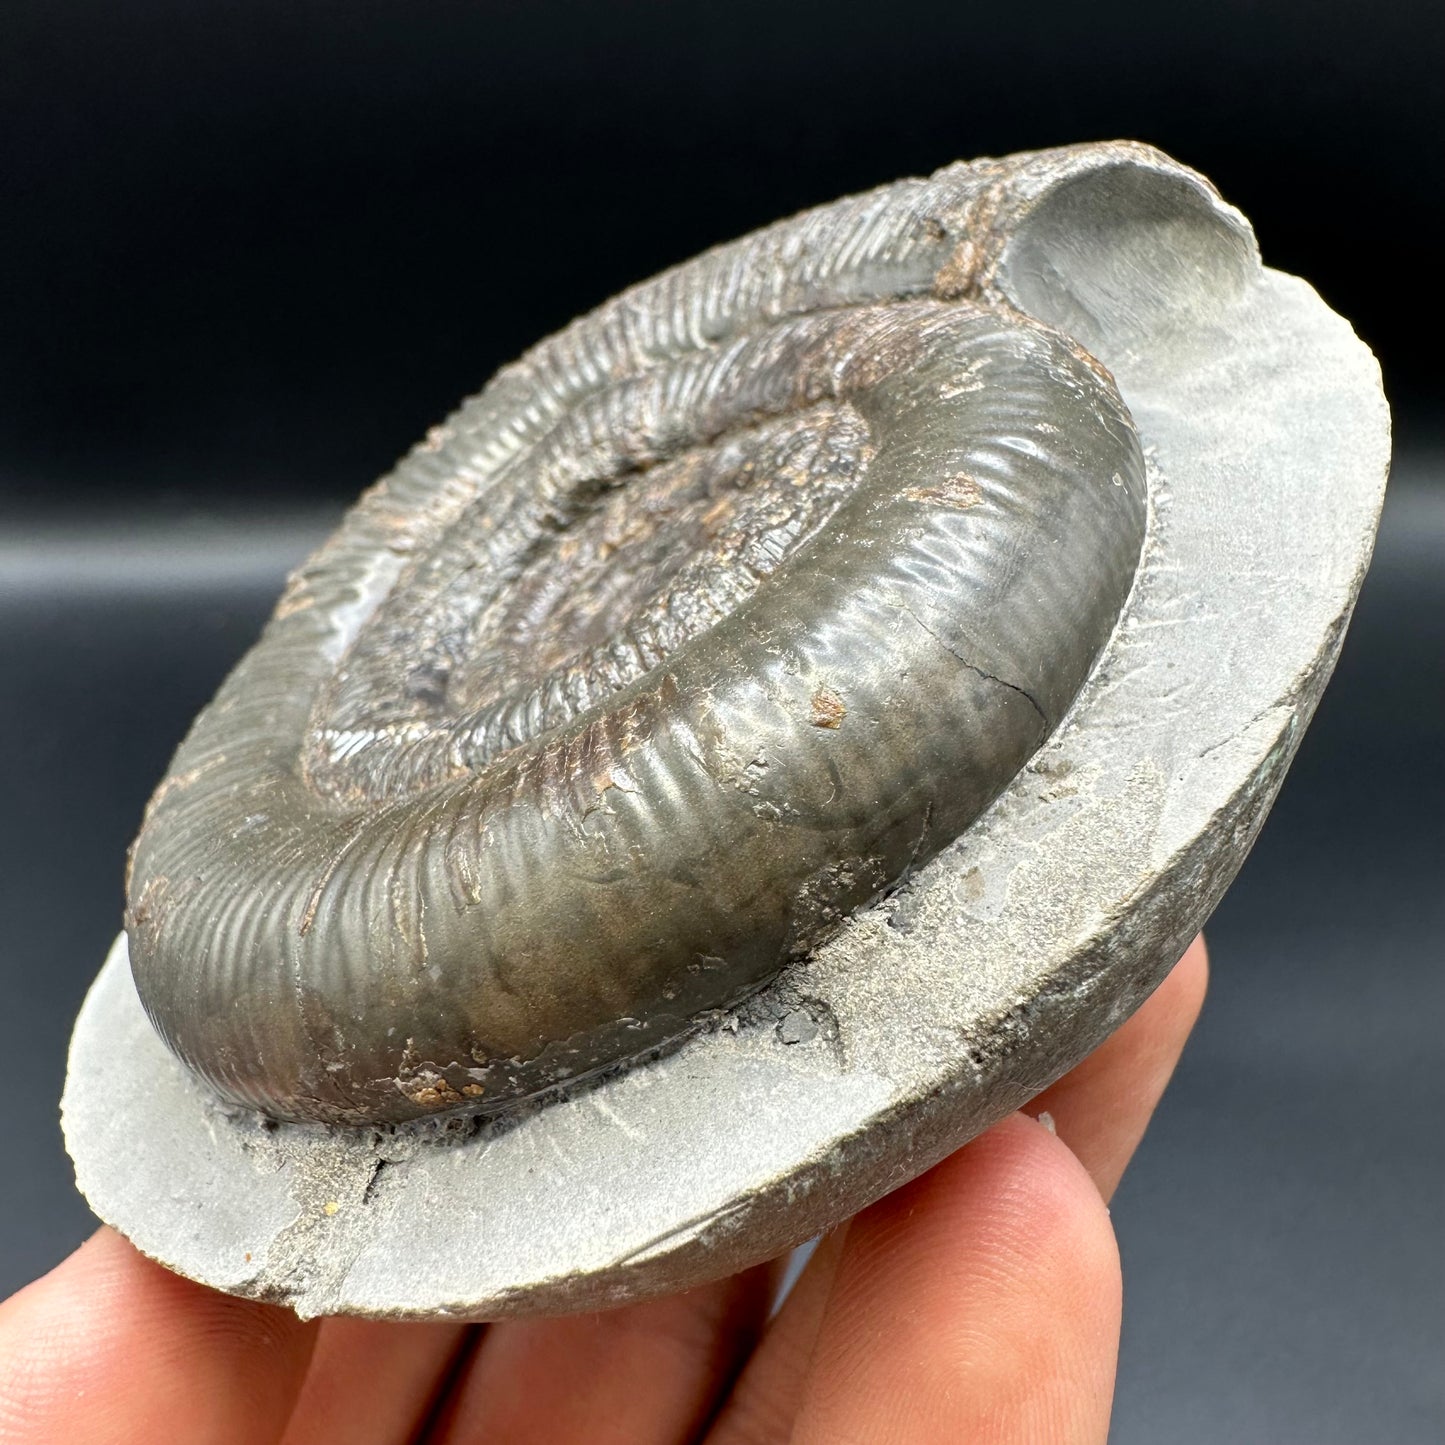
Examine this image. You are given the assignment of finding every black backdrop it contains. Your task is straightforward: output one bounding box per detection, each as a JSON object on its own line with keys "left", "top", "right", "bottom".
{"left": 2, "top": 4, "right": 1442, "bottom": 1441}
{"left": 2, "top": 0, "right": 1441, "bottom": 509}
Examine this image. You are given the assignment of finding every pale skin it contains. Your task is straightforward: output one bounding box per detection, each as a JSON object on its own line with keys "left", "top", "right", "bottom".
{"left": 0, "top": 936, "right": 1207, "bottom": 1445}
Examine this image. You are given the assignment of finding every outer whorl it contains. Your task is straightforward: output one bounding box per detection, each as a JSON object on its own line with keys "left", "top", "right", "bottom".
{"left": 126, "top": 165, "right": 1148, "bottom": 1125}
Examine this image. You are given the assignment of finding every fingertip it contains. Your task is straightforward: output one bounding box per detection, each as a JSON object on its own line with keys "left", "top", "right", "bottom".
{"left": 791, "top": 1113, "right": 1121, "bottom": 1445}
{"left": 908, "top": 1113, "right": 1122, "bottom": 1354}
{"left": 1027, "top": 933, "right": 1210, "bottom": 1201}
{"left": 1161, "top": 936, "right": 1208, "bottom": 1040}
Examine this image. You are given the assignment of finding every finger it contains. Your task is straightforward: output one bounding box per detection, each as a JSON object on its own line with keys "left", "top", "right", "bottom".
{"left": 704, "top": 1227, "right": 850, "bottom": 1444}
{"left": 278, "top": 1317, "right": 474, "bottom": 1445}
{"left": 427, "top": 1265, "right": 776, "bottom": 1445}
{"left": 1024, "top": 934, "right": 1208, "bottom": 1199}
{"left": 708, "top": 936, "right": 1204, "bottom": 1442}
{"left": 790, "top": 1113, "right": 1120, "bottom": 1445}
{"left": 0, "top": 1228, "right": 318, "bottom": 1445}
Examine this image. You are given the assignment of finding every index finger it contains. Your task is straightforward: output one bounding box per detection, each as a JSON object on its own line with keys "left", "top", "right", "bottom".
{"left": 1024, "top": 933, "right": 1209, "bottom": 1199}
{"left": 0, "top": 1227, "right": 317, "bottom": 1445}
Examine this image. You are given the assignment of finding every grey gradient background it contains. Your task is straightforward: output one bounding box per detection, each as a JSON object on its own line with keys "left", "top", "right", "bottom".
{"left": 2, "top": 3, "right": 1441, "bottom": 1439}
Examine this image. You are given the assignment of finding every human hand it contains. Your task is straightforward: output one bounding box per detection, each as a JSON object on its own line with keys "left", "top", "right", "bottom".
{"left": 0, "top": 937, "right": 1206, "bottom": 1445}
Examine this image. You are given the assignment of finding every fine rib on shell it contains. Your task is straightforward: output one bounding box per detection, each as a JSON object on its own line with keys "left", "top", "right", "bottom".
{"left": 126, "top": 168, "right": 1149, "bottom": 1125}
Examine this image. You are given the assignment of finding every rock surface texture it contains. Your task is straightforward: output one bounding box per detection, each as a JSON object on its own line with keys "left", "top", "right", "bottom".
{"left": 64, "top": 142, "right": 1390, "bottom": 1320}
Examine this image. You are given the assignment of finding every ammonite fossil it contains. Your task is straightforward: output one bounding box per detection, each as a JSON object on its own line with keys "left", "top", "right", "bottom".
{"left": 127, "top": 271, "right": 1147, "bottom": 1125}
{"left": 65, "top": 142, "right": 1388, "bottom": 1319}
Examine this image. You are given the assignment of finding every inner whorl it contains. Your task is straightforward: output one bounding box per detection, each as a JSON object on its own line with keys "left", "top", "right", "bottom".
{"left": 127, "top": 198, "right": 1148, "bottom": 1127}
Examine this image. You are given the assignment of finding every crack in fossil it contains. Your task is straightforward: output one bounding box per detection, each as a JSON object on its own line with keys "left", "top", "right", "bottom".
{"left": 902, "top": 608, "right": 1050, "bottom": 733}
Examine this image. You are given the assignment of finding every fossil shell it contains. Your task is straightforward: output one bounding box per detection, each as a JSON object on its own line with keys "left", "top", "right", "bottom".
{"left": 125, "top": 159, "right": 1149, "bottom": 1125}
{"left": 68, "top": 141, "right": 1389, "bottom": 1319}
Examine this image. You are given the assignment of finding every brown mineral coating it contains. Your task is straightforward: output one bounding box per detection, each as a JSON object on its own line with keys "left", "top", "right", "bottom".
{"left": 125, "top": 162, "right": 1149, "bottom": 1126}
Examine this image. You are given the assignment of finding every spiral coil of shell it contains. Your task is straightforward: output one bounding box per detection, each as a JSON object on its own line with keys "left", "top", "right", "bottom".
{"left": 126, "top": 149, "right": 1149, "bottom": 1125}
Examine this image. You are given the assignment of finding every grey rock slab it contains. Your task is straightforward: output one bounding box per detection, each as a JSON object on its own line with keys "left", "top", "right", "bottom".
{"left": 63, "top": 143, "right": 1389, "bottom": 1320}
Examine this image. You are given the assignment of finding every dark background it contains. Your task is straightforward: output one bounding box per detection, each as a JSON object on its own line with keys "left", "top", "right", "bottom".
{"left": 2, "top": 3, "right": 1441, "bottom": 1440}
